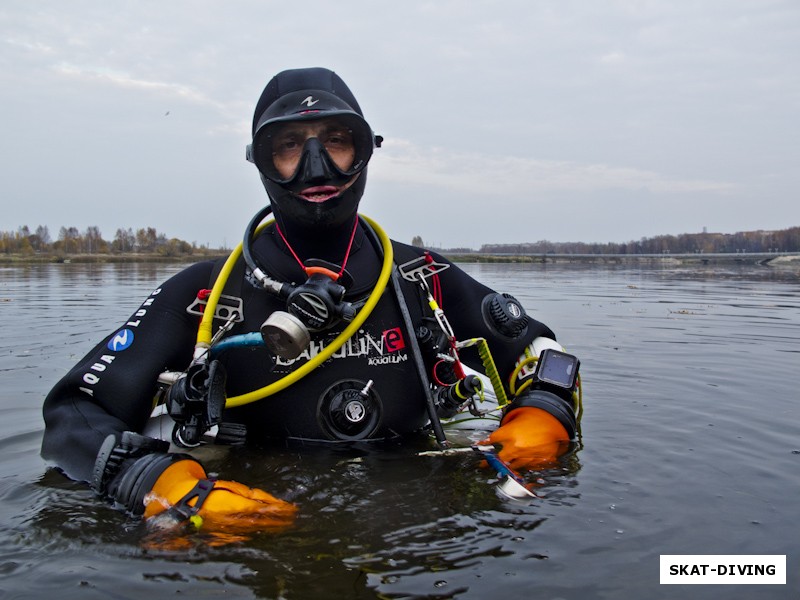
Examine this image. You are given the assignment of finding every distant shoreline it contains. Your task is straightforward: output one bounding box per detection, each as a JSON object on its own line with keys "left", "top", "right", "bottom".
{"left": 444, "top": 251, "right": 800, "bottom": 267}
{"left": 0, "top": 252, "right": 229, "bottom": 264}
{"left": 2, "top": 251, "right": 799, "bottom": 268}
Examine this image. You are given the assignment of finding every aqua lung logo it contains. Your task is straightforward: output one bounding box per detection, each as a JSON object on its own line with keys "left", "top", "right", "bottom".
{"left": 79, "top": 288, "right": 162, "bottom": 397}
{"left": 301, "top": 96, "right": 319, "bottom": 107}
{"left": 275, "top": 327, "right": 409, "bottom": 368}
{"left": 108, "top": 329, "right": 134, "bottom": 352}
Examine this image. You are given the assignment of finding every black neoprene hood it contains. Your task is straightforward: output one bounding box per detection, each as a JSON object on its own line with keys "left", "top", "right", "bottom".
{"left": 249, "top": 67, "right": 375, "bottom": 233}
{"left": 252, "top": 68, "right": 364, "bottom": 135}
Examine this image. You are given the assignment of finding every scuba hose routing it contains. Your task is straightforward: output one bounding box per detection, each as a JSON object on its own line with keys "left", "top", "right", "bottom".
{"left": 194, "top": 211, "right": 394, "bottom": 408}
{"left": 174, "top": 204, "right": 560, "bottom": 452}
{"left": 161, "top": 205, "right": 578, "bottom": 494}
{"left": 185, "top": 208, "right": 476, "bottom": 448}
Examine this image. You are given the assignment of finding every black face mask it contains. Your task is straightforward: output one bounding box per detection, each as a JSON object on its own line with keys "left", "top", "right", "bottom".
{"left": 281, "top": 137, "right": 354, "bottom": 191}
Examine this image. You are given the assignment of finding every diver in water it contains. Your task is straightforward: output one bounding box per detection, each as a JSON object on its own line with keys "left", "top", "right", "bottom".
{"left": 41, "top": 68, "right": 581, "bottom": 529}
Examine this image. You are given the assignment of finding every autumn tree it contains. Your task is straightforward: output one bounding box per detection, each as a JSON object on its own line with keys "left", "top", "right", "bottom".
{"left": 113, "top": 228, "right": 135, "bottom": 253}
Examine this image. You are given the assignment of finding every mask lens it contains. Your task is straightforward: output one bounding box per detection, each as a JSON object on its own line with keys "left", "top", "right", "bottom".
{"left": 252, "top": 114, "right": 374, "bottom": 183}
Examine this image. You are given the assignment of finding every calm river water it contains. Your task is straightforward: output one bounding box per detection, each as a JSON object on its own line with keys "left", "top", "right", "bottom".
{"left": 0, "top": 261, "right": 798, "bottom": 599}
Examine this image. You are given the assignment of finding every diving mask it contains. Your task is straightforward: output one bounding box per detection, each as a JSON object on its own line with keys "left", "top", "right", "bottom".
{"left": 250, "top": 114, "right": 375, "bottom": 184}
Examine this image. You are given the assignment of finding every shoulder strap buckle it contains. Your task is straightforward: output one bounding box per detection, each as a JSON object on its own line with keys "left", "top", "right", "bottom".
{"left": 186, "top": 291, "right": 244, "bottom": 323}
{"left": 397, "top": 254, "right": 450, "bottom": 283}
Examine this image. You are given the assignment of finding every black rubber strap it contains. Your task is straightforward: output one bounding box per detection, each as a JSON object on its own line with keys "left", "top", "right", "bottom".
{"left": 504, "top": 390, "right": 578, "bottom": 440}
{"left": 92, "top": 432, "right": 170, "bottom": 496}
{"left": 166, "top": 478, "right": 216, "bottom": 521}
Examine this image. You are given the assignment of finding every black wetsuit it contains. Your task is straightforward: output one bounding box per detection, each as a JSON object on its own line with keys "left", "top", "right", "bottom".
{"left": 41, "top": 222, "right": 555, "bottom": 484}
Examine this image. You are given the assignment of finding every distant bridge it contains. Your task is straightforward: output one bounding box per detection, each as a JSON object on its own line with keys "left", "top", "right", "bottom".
{"left": 448, "top": 251, "right": 800, "bottom": 265}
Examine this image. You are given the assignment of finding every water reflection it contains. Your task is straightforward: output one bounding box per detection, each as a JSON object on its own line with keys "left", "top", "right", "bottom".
{"left": 1, "top": 262, "right": 798, "bottom": 599}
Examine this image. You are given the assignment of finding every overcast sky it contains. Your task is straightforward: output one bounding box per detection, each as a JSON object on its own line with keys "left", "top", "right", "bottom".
{"left": 2, "top": 1, "right": 798, "bottom": 249}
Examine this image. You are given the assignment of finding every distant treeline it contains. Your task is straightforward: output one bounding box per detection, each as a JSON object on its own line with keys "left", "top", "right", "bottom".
{"left": 0, "top": 225, "right": 221, "bottom": 257}
{"left": 465, "top": 226, "right": 800, "bottom": 255}
{"left": 4, "top": 224, "right": 800, "bottom": 258}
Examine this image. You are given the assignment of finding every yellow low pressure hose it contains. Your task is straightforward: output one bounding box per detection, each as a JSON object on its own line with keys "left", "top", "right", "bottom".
{"left": 195, "top": 213, "right": 394, "bottom": 408}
